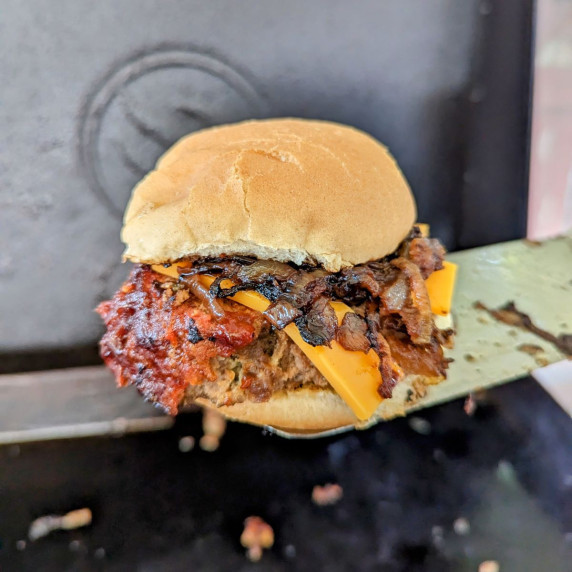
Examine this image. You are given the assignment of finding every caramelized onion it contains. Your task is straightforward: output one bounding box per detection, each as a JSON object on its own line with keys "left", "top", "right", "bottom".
{"left": 386, "top": 332, "right": 449, "bottom": 377}
{"left": 407, "top": 238, "right": 445, "bottom": 279}
{"left": 337, "top": 266, "right": 381, "bottom": 297}
{"left": 388, "top": 258, "right": 433, "bottom": 345}
{"left": 183, "top": 275, "right": 225, "bottom": 319}
{"left": 294, "top": 297, "right": 337, "bottom": 346}
{"left": 365, "top": 305, "right": 403, "bottom": 397}
{"left": 336, "top": 313, "right": 370, "bottom": 352}
{"left": 264, "top": 300, "right": 302, "bottom": 329}
{"left": 237, "top": 259, "right": 296, "bottom": 282}
{"left": 397, "top": 225, "right": 423, "bottom": 257}
{"left": 279, "top": 270, "right": 328, "bottom": 308}
{"left": 380, "top": 274, "right": 409, "bottom": 312}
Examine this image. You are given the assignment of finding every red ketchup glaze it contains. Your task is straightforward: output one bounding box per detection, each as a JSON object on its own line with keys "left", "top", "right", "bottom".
{"left": 96, "top": 265, "right": 263, "bottom": 414}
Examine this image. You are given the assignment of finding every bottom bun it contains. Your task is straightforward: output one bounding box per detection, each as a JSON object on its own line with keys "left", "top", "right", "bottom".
{"left": 195, "top": 373, "right": 443, "bottom": 432}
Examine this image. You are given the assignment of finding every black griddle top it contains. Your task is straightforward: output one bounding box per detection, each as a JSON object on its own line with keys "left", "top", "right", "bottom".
{"left": 1, "top": 377, "right": 571, "bottom": 572}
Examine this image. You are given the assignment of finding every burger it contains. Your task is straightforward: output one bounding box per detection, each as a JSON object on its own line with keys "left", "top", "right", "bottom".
{"left": 97, "top": 118, "right": 455, "bottom": 433}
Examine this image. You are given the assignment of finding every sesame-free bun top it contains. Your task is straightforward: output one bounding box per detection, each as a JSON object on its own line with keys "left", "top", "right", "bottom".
{"left": 122, "top": 118, "right": 416, "bottom": 271}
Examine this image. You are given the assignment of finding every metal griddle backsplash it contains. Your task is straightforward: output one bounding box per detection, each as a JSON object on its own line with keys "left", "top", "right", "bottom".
{"left": 1, "top": 0, "right": 532, "bottom": 370}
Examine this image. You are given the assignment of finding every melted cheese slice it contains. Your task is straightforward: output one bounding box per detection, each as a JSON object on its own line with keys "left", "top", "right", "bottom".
{"left": 425, "top": 261, "right": 457, "bottom": 316}
{"left": 152, "top": 259, "right": 457, "bottom": 420}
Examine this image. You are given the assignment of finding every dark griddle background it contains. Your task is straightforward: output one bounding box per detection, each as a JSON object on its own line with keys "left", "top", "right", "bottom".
{"left": 1, "top": 378, "right": 571, "bottom": 572}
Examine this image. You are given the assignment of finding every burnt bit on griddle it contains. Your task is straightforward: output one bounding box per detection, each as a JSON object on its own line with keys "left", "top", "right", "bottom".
{"left": 474, "top": 301, "right": 572, "bottom": 356}
{"left": 517, "top": 343, "right": 545, "bottom": 356}
{"left": 312, "top": 483, "right": 344, "bottom": 506}
{"left": 240, "top": 516, "right": 274, "bottom": 562}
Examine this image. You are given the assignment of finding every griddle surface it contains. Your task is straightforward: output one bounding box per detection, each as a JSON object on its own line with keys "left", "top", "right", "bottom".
{"left": 0, "top": 378, "right": 570, "bottom": 571}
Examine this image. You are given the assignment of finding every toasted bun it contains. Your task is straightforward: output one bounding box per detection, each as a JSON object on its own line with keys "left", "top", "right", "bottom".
{"left": 122, "top": 118, "right": 416, "bottom": 272}
{"left": 195, "top": 374, "right": 442, "bottom": 433}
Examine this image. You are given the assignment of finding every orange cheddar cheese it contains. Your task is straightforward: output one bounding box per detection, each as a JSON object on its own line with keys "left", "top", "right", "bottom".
{"left": 425, "top": 261, "right": 457, "bottom": 316}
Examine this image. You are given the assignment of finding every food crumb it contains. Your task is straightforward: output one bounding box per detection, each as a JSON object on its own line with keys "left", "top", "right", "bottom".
{"left": 453, "top": 517, "right": 471, "bottom": 535}
{"left": 479, "top": 561, "right": 500, "bottom": 572}
{"left": 94, "top": 547, "right": 106, "bottom": 559}
{"left": 283, "top": 544, "right": 296, "bottom": 559}
{"left": 408, "top": 416, "right": 432, "bottom": 435}
{"left": 464, "top": 394, "right": 477, "bottom": 416}
{"left": 203, "top": 408, "right": 227, "bottom": 437}
{"left": 497, "top": 460, "right": 516, "bottom": 482}
{"left": 464, "top": 353, "right": 476, "bottom": 363}
{"left": 199, "top": 434, "right": 220, "bottom": 452}
{"left": 178, "top": 436, "right": 195, "bottom": 453}
{"left": 173, "top": 289, "right": 190, "bottom": 307}
{"left": 61, "top": 508, "right": 92, "bottom": 530}
{"left": 431, "top": 525, "right": 444, "bottom": 547}
{"left": 28, "top": 508, "right": 92, "bottom": 541}
{"left": 240, "top": 516, "right": 274, "bottom": 562}
{"left": 312, "top": 483, "right": 344, "bottom": 506}
{"left": 161, "top": 287, "right": 174, "bottom": 301}
{"left": 199, "top": 409, "right": 227, "bottom": 451}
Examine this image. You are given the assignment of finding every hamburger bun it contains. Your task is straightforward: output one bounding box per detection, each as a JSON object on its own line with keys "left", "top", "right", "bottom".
{"left": 106, "top": 118, "right": 450, "bottom": 434}
{"left": 195, "top": 373, "right": 442, "bottom": 433}
{"left": 122, "top": 118, "right": 416, "bottom": 271}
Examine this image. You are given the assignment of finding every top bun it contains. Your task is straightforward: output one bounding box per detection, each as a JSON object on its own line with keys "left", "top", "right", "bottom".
{"left": 122, "top": 118, "right": 416, "bottom": 271}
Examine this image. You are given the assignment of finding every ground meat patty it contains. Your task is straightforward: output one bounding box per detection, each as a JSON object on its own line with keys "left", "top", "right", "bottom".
{"left": 98, "top": 262, "right": 449, "bottom": 414}
{"left": 97, "top": 266, "right": 327, "bottom": 413}
{"left": 183, "top": 328, "right": 330, "bottom": 407}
